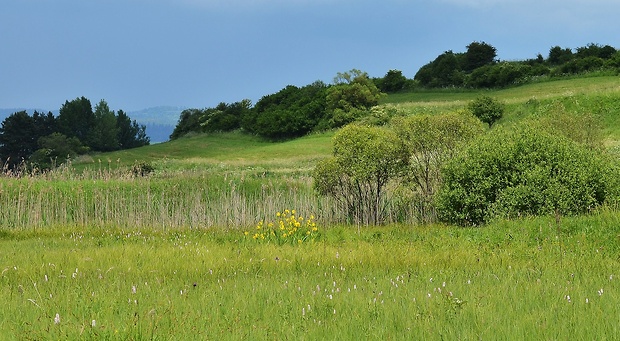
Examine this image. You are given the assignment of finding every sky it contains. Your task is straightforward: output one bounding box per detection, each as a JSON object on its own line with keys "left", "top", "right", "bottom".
{"left": 1, "top": 0, "right": 619, "bottom": 112}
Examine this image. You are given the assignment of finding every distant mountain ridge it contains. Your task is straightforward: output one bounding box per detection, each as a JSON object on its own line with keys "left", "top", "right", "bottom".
{"left": 0, "top": 106, "right": 185, "bottom": 144}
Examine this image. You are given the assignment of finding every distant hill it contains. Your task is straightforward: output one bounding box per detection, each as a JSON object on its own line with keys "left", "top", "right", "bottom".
{"left": 0, "top": 106, "right": 184, "bottom": 144}
{"left": 126, "top": 106, "right": 185, "bottom": 143}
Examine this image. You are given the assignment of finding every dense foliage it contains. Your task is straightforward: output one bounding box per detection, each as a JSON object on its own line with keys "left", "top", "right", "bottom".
{"left": 467, "top": 95, "right": 505, "bottom": 127}
{"left": 391, "top": 111, "right": 486, "bottom": 222}
{"left": 170, "top": 100, "right": 252, "bottom": 139}
{"left": 313, "top": 124, "right": 408, "bottom": 225}
{"left": 171, "top": 70, "right": 384, "bottom": 140}
{"left": 415, "top": 42, "right": 618, "bottom": 88}
{"left": 436, "top": 126, "right": 617, "bottom": 226}
{"left": 0, "top": 97, "right": 149, "bottom": 170}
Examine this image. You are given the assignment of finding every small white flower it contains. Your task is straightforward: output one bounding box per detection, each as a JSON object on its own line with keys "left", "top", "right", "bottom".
{"left": 54, "top": 313, "right": 60, "bottom": 325}
{"left": 91, "top": 320, "right": 96, "bottom": 327}
{"left": 132, "top": 285, "right": 137, "bottom": 294}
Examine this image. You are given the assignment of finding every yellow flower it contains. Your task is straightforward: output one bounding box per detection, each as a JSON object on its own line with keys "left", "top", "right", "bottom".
{"left": 244, "top": 231, "right": 249, "bottom": 236}
{"left": 276, "top": 212, "right": 281, "bottom": 217}
{"left": 292, "top": 209, "right": 296, "bottom": 215}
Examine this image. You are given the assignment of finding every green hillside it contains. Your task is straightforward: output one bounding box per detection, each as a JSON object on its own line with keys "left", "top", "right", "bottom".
{"left": 81, "top": 75, "right": 620, "bottom": 172}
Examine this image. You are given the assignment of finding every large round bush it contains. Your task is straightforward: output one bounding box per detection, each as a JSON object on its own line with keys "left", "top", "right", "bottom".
{"left": 436, "top": 126, "right": 615, "bottom": 226}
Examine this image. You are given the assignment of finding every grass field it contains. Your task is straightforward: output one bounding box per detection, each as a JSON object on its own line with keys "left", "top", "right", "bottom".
{"left": 2, "top": 75, "right": 620, "bottom": 339}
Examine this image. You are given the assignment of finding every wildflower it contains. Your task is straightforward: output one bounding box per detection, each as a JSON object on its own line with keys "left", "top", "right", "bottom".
{"left": 91, "top": 320, "right": 96, "bottom": 327}
{"left": 132, "top": 285, "right": 137, "bottom": 294}
{"left": 276, "top": 212, "right": 281, "bottom": 217}
{"left": 54, "top": 313, "right": 60, "bottom": 325}
{"left": 598, "top": 288, "right": 604, "bottom": 296}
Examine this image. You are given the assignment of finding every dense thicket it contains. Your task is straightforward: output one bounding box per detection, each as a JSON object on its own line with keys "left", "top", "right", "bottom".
{"left": 0, "top": 97, "right": 149, "bottom": 170}
{"left": 436, "top": 126, "right": 616, "bottom": 226}
{"left": 170, "top": 70, "right": 384, "bottom": 140}
{"left": 415, "top": 42, "right": 619, "bottom": 88}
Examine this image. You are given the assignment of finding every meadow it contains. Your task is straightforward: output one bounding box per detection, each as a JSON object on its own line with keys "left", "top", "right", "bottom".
{"left": 2, "top": 76, "right": 620, "bottom": 339}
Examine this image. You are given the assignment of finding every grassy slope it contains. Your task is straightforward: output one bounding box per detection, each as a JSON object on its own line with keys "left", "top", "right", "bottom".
{"left": 81, "top": 75, "right": 619, "bottom": 171}
{"left": 3, "top": 75, "right": 620, "bottom": 339}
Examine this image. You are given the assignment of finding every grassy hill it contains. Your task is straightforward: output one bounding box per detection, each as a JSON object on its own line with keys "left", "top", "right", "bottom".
{"left": 3, "top": 75, "right": 620, "bottom": 339}
{"left": 80, "top": 75, "right": 620, "bottom": 172}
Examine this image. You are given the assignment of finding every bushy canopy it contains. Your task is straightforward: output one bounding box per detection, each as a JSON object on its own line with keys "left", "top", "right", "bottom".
{"left": 436, "top": 126, "right": 616, "bottom": 226}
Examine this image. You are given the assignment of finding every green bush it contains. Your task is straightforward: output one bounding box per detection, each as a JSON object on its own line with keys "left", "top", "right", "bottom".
{"left": 467, "top": 96, "right": 505, "bottom": 127}
{"left": 436, "top": 126, "right": 616, "bottom": 226}
{"left": 313, "top": 124, "right": 408, "bottom": 225}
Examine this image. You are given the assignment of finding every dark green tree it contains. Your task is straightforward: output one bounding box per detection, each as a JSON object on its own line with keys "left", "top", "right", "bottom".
{"left": 415, "top": 51, "right": 465, "bottom": 87}
{"left": 463, "top": 41, "right": 497, "bottom": 72}
{"left": 548, "top": 46, "right": 574, "bottom": 65}
{"left": 380, "top": 69, "right": 408, "bottom": 93}
{"left": 244, "top": 81, "right": 328, "bottom": 139}
{"left": 90, "top": 99, "right": 120, "bottom": 151}
{"left": 170, "top": 109, "right": 203, "bottom": 139}
{"left": 0, "top": 111, "right": 37, "bottom": 168}
{"left": 58, "top": 96, "right": 95, "bottom": 144}
{"left": 117, "top": 110, "right": 150, "bottom": 149}
{"left": 30, "top": 133, "right": 89, "bottom": 170}
{"left": 202, "top": 100, "right": 251, "bottom": 133}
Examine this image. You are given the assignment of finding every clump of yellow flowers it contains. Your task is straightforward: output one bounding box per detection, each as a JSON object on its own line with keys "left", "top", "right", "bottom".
{"left": 244, "top": 209, "right": 320, "bottom": 245}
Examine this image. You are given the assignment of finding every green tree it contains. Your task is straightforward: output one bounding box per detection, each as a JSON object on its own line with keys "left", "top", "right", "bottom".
{"left": 414, "top": 51, "right": 465, "bottom": 87}
{"left": 30, "top": 133, "right": 89, "bottom": 170}
{"left": 0, "top": 111, "right": 37, "bottom": 168}
{"left": 117, "top": 110, "right": 150, "bottom": 149}
{"left": 324, "top": 69, "right": 385, "bottom": 128}
{"left": 548, "top": 46, "right": 574, "bottom": 65}
{"left": 170, "top": 109, "right": 203, "bottom": 140}
{"left": 467, "top": 95, "right": 505, "bottom": 127}
{"left": 244, "top": 82, "right": 327, "bottom": 139}
{"left": 202, "top": 100, "right": 251, "bottom": 133}
{"left": 392, "top": 111, "right": 485, "bottom": 222}
{"left": 463, "top": 41, "right": 497, "bottom": 72}
{"left": 379, "top": 69, "right": 408, "bottom": 93}
{"left": 313, "top": 124, "right": 409, "bottom": 225}
{"left": 58, "top": 96, "right": 95, "bottom": 144}
{"left": 90, "top": 99, "right": 120, "bottom": 151}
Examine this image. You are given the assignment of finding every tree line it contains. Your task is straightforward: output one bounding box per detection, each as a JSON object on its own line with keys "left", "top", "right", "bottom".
{"left": 171, "top": 42, "right": 619, "bottom": 141}
{"left": 170, "top": 69, "right": 385, "bottom": 140}
{"left": 0, "top": 97, "right": 149, "bottom": 171}
{"left": 414, "top": 42, "right": 619, "bottom": 88}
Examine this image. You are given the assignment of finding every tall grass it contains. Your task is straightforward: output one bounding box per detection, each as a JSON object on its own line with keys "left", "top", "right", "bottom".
{"left": 2, "top": 212, "right": 620, "bottom": 339}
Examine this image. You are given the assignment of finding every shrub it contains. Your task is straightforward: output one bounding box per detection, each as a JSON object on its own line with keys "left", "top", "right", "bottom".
{"left": 391, "top": 111, "right": 485, "bottom": 222}
{"left": 313, "top": 124, "right": 409, "bottom": 225}
{"left": 436, "top": 125, "right": 615, "bottom": 226}
{"left": 467, "top": 96, "right": 505, "bottom": 127}
{"left": 131, "top": 161, "right": 155, "bottom": 177}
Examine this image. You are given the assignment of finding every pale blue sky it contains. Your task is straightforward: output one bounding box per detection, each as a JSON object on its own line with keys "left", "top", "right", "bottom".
{"left": 1, "top": 0, "right": 618, "bottom": 111}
